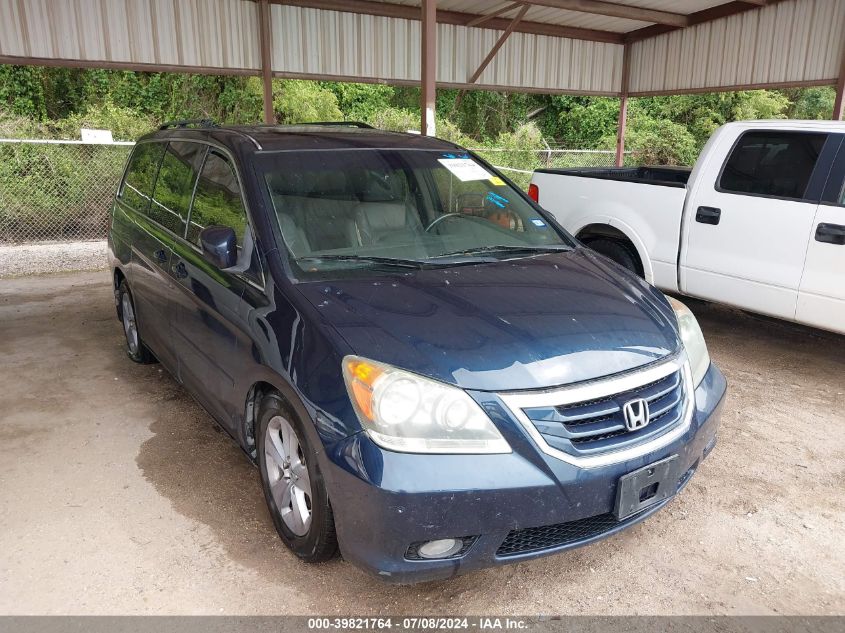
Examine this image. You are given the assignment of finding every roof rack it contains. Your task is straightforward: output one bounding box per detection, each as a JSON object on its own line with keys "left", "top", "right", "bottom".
{"left": 299, "top": 121, "right": 374, "bottom": 129}
{"left": 158, "top": 119, "right": 218, "bottom": 130}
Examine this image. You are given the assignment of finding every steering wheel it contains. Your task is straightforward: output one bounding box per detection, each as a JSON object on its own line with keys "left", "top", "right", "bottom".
{"left": 425, "top": 213, "right": 479, "bottom": 233}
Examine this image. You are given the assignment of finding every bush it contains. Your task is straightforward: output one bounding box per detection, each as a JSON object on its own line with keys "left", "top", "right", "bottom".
{"left": 599, "top": 117, "right": 697, "bottom": 166}
{"left": 0, "top": 109, "right": 50, "bottom": 139}
{"left": 368, "top": 106, "right": 419, "bottom": 132}
{"left": 53, "top": 101, "right": 157, "bottom": 141}
{"left": 273, "top": 80, "right": 342, "bottom": 123}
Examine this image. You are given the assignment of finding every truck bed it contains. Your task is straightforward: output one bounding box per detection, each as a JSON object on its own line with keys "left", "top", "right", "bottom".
{"left": 535, "top": 166, "right": 692, "bottom": 187}
{"left": 531, "top": 165, "right": 690, "bottom": 291}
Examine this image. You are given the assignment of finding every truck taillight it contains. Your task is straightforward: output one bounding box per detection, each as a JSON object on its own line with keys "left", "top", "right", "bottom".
{"left": 528, "top": 183, "right": 539, "bottom": 202}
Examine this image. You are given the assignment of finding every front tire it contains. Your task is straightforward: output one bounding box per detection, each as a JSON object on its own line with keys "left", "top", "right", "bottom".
{"left": 117, "top": 280, "right": 155, "bottom": 364}
{"left": 257, "top": 392, "right": 338, "bottom": 562}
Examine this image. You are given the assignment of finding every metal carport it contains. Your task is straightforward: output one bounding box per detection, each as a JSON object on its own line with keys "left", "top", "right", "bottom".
{"left": 1, "top": 0, "right": 844, "bottom": 163}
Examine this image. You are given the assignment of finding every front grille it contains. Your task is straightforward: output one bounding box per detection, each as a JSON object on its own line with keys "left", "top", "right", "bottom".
{"left": 497, "top": 510, "right": 648, "bottom": 557}
{"left": 518, "top": 365, "right": 686, "bottom": 458}
{"left": 497, "top": 458, "right": 693, "bottom": 557}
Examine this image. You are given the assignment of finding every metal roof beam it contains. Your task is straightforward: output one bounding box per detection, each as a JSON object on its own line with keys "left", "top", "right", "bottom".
{"left": 259, "top": 0, "right": 275, "bottom": 124}
{"left": 468, "top": 4, "right": 531, "bottom": 84}
{"left": 625, "top": 1, "right": 782, "bottom": 43}
{"left": 467, "top": 2, "right": 525, "bottom": 28}
{"left": 518, "top": 0, "right": 688, "bottom": 27}
{"left": 834, "top": 38, "right": 845, "bottom": 120}
{"left": 272, "top": 0, "right": 624, "bottom": 43}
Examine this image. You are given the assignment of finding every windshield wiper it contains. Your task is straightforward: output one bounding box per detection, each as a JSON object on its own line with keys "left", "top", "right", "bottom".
{"left": 297, "top": 255, "right": 425, "bottom": 269}
{"left": 434, "top": 244, "right": 572, "bottom": 258}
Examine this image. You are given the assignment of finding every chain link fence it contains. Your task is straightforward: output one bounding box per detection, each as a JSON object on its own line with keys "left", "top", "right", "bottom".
{"left": 0, "top": 139, "right": 133, "bottom": 244}
{"left": 0, "top": 140, "right": 633, "bottom": 245}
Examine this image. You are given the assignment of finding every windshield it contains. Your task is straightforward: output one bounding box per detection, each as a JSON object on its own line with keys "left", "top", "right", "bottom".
{"left": 258, "top": 149, "right": 572, "bottom": 275}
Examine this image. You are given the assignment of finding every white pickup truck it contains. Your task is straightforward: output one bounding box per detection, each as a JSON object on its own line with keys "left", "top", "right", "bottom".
{"left": 530, "top": 120, "right": 845, "bottom": 335}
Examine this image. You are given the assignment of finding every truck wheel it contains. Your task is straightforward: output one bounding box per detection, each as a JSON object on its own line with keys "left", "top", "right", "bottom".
{"left": 257, "top": 392, "right": 338, "bottom": 563}
{"left": 587, "top": 239, "right": 642, "bottom": 277}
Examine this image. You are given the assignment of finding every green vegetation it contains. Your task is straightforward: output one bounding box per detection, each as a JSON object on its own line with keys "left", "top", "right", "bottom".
{"left": 0, "top": 65, "right": 837, "bottom": 158}
{"left": 0, "top": 65, "right": 838, "bottom": 240}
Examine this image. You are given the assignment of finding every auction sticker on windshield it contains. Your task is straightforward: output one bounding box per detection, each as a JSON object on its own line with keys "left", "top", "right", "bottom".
{"left": 438, "top": 158, "right": 492, "bottom": 182}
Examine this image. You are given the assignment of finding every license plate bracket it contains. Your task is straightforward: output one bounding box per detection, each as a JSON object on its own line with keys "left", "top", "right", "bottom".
{"left": 614, "top": 455, "right": 679, "bottom": 520}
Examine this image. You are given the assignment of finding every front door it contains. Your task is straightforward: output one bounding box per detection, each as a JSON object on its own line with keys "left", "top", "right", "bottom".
{"left": 681, "top": 130, "right": 833, "bottom": 320}
{"left": 170, "top": 148, "right": 261, "bottom": 427}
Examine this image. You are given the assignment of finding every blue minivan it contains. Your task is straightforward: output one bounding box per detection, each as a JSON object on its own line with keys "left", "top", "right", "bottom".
{"left": 108, "top": 121, "right": 726, "bottom": 583}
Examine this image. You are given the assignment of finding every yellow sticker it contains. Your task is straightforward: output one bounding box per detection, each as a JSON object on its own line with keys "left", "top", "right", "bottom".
{"left": 489, "top": 176, "right": 506, "bottom": 186}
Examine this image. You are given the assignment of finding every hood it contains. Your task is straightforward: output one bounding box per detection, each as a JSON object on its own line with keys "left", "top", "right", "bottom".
{"left": 296, "top": 248, "right": 681, "bottom": 392}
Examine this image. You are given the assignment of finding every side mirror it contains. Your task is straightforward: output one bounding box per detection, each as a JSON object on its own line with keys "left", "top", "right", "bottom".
{"left": 199, "top": 225, "right": 238, "bottom": 269}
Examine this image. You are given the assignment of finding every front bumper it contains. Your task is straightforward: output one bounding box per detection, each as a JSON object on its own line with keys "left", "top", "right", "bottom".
{"left": 323, "top": 362, "right": 726, "bottom": 584}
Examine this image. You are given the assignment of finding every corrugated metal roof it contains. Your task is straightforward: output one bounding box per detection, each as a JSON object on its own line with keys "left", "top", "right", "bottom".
{"left": 614, "top": 0, "right": 727, "bottom": 12}
{"left": 380, "top": 0, "right": 730, "bottom": 32}
{"left": 0, "top": 0, "right": 840, "bottom": 97}
{"left": 271, "top": 5, "right": 622, "bottom": 94}
{"left": 629, "top": 0, "right": 845, "bottom": 94}
{"left": 0, "top": 0, "right": 260, "bottom": 70}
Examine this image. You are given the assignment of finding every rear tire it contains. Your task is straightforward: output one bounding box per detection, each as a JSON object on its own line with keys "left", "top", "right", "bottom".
{"left": 117, "top": 280, "right": 156, "bottom": 364}
{"left": 586, "top": 238, "right": 642, "bottom": 276}
{"left": 257, "top": 392, "right": 338, "bottom": 563}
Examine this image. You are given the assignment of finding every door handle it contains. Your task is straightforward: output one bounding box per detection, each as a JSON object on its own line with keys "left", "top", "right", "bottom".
{"left": 154, "top": 248, "right": 168, "bottom": 263}
{"left": 815, "top": 223, "right": 845, "bottom": 245}
{"left": 695, "top": 206, "right": 722, "bottom": 225}
{"left": 174, "top": 261, "right": 189, "bottom": 279}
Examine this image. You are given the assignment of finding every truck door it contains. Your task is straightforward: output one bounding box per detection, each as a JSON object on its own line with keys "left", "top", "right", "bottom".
{"left": 680, "top": 130, "right": 836, "bottom": 320}
{"left": 796, "top": 138, "right": 845, "bottom": 334}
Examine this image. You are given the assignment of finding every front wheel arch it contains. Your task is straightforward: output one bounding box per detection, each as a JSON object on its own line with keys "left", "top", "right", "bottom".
{"left": 577, "top": 223, "right": 645, "bottom": 278}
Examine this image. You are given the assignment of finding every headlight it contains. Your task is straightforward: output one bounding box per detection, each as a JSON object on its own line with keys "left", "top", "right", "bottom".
{"left": 342, "top": 356, "right": 511, "bottom": 454}
{"left": 667, "top": 297, "right": 710, "bottom": 387}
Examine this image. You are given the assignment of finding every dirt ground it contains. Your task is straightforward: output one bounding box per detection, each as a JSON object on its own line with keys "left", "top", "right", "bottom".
{"left": 0, "top": 271, "right": 843, "bottom": 615}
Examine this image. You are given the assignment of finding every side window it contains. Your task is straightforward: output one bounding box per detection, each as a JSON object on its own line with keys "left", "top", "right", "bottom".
{"left": 187, "top": 151, "right": 247, "bottom": 246}
{"left": 719, "top": 131, "right": 827, "bottom": 200}
{"left": 149, "top": 141, "right": 206, "bottom": 236}
{"left": 119, "top": 142, "right": 166, "bottom": 214}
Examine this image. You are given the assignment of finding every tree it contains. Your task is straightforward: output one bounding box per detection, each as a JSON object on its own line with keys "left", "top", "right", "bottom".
{"left": 785, "top": 87, "right": 835, "bottom": 119}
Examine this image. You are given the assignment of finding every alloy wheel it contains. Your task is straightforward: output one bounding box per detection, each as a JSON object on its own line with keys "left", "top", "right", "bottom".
{"left": 264, "top": 415, "right": 312, "bottom": 536}
{"left": 121, "top": 293, "right": 139, "bottom": 354}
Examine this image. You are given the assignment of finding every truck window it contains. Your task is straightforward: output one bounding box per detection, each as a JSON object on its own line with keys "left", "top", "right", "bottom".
{"left": 149, "top": 141, "right": 206, "bottom": 236}
{"left": 718, "top": 131, "right": 826, "bottom": 201}
{"left": 119, "top": 142, "right": 166, "bottom": 214}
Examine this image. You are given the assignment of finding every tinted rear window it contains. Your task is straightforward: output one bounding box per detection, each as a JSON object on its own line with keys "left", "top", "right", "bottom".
{"left": 120, "top": 142, "right": 165, "bottom": 213}
{"left": 719, "top": 131, "right": 826, "bottom": 200}
{"left": 149, "top": 141, "right": 206, "bottom": 236}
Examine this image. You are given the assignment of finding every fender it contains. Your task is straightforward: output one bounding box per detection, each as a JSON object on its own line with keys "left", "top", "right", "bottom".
{"left": 570, "top": 214, "right": 655, "bottom": 285}
{"left": 234, "top": 362, "right": 355, "bottom": 462}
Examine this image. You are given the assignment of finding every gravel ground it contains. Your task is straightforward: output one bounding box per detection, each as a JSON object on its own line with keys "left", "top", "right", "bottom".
{"left": 0, "top": 240, "right": 107, "bottom": 278}
{"left": 0, "top": 271, "right": 843, "bottom": 615}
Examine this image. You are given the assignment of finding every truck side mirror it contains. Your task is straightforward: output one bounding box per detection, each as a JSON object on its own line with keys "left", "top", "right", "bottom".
{"left": 199, "top": 225, "right": 238, "bottom": 269}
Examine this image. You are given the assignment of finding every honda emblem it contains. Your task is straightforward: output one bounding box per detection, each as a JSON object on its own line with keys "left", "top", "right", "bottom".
{"left": 623, "top": 398, "right": 650, "bottom": 431}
